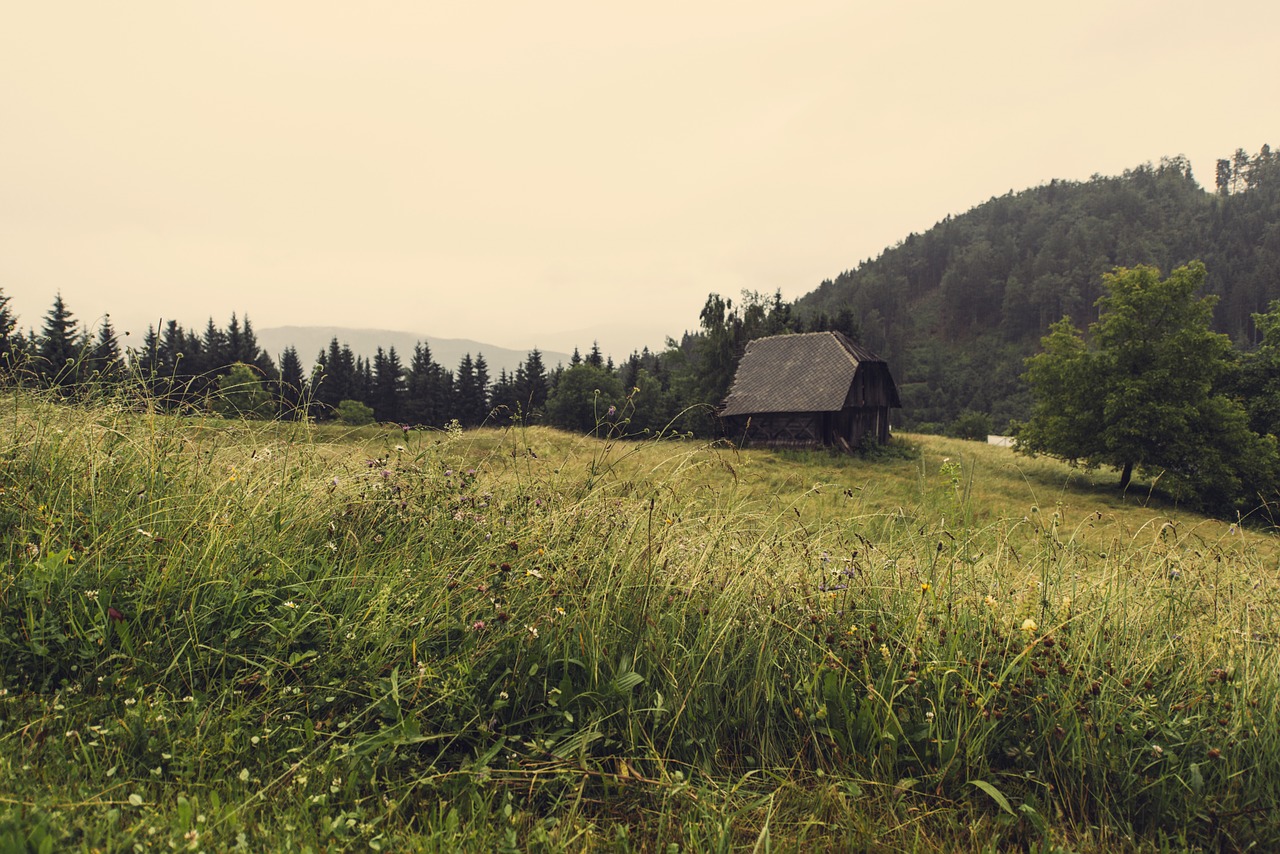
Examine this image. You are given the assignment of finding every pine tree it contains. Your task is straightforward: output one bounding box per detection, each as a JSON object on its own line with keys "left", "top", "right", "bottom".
{"left": 488, "top": 368, "right": 517, "bottom": 421}
{"left": 277, "top": 346, "right": 307, "bottom": 419}
{"left": 513, "top": 349, "right": 549, "bottom": 416}
{"left": 225, "top": 314, "right": 243, "bottom": 366}
{"left": 87, "top": 315, "right": 123, "bottom": 382}
{"left": 404, "top": 341, "right": 444, "bottom": 426}
{"left": 453, "top": 354, "right": 482, "bottom": 427}
{"left": 372, "top": 346, "right": 405, "bottom": 423}
{"left": 36, "top": 293, "right": 82, "bottom": 388}
{"left": 239, "top": 315, "right": 276, "bottom": 378}
{"left": 473, "top": 353, "right": 491, "bottom": 423}
{"left": 202, "top": 318, "right": 229, "bottom": 371}
{"left": 354, "top": 356, "right": 373, "bottom": 407}
{"left": 155, "top": 320, "right": 192, "bottom": 405}
{"left": 0, "top": 287, "right": 19, "bottom": 373}
{"left": 312, "top": 338, "right": 358, "bottom": 417}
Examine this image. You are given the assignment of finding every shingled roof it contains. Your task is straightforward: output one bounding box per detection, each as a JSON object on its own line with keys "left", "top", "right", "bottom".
{"left": 719, "top": 331, "right": 899, "bottom": 417}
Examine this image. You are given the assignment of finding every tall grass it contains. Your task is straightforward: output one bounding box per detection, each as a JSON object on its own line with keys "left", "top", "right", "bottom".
{"left": 1, "top": 388, "right": 1278, "bottom": 851}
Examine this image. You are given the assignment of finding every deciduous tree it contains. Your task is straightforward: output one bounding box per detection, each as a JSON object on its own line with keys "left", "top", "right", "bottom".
{"left": 1017, "top": 263, "right": 1276, "bottom": 509}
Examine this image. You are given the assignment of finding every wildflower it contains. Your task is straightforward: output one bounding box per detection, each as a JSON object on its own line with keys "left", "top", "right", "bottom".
{"left": 984, "top": 595, "right": 997, "bottom": 608}
{"left": 471, "top": 620, "right": 486, "bottom": 631}
{"left": 85, "top": 589, "right": 99, "bottom": 601}
{"left": 607, "top": 406, "right": 617, "bottom": 417}
{"left": 394, "top": 444, "right": 406, "bottom": 452}
{"left": 283, "top": 601, "right": 297, "bottom": 610}
{"left": 526, "top": 624, "right": 539, "bottom": 639}
{"left": 1152, "top": 744, "right": 1164, "bottom": 757}
{"left": 1020, "top": 618, "right": 1038, "bottom": 633}
{"left": 554, "top": 606, "right": 566, "bottom": 617}
{"left": 925, "top": 710, "right": 935, "bottom": 723}
{"left": 499, "top": 691, "right": 509, "bottom": 700}
{"left": 879, "top": 644, "right": 891, "bottom": 661}
{"left": 920, "top": 582, "right": 931, "bottom": 594}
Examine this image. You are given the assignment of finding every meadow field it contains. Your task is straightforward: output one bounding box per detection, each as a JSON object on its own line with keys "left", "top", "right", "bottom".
{"left": 2, "top": 391, "right": 1278, "bottom": 852}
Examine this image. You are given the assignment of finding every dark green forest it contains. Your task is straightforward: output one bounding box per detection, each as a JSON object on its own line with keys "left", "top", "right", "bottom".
{"left": 2, "top": 146, "right": 1279, "bottom": 448}
{"left": 797, "top": 147, "right": 1280, "bottom": 432}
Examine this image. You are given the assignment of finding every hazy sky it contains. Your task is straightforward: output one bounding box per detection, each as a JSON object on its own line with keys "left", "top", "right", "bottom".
{"left": 3, "top": 2, "right": 1278, "bottom": 358}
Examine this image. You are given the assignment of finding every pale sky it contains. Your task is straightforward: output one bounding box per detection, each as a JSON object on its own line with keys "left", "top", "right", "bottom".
{"left": 2, "top": 1, "right": 1278, "bottom": 359}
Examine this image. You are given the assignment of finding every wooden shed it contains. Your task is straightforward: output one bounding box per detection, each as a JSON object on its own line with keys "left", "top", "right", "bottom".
{"left": 719, "top": 331, "right": 901, "bottom": 450}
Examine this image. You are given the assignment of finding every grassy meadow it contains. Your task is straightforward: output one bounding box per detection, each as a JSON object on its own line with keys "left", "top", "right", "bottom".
{"left": 2, "top": 390, "right": 1279, "bottom": 852}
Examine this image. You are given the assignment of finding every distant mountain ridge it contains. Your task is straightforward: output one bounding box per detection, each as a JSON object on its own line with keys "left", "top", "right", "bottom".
{"left": 255, "top": 326, "right": 573, "bottom": 378}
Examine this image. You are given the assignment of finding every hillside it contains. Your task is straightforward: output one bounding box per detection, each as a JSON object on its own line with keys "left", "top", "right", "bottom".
{"left": 3, "top": 393, "right": 1277, "bottom": 850}
{"left": 794, "top": 149, "right": 1280, "bottom": 432}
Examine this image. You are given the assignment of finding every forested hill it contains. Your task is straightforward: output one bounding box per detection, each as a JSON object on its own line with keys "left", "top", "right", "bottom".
{"left": 795, "top": 148, "right": 1280, "bottom": 433}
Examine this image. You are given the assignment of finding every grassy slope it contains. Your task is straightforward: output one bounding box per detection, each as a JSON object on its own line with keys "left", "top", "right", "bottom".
{"left": 1, "top": 394, "right": 1278, "bottom": 852}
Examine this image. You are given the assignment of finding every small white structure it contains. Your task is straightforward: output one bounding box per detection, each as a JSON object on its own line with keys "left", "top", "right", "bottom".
{"left": 987, "top": 435, "right": 1014, "bottom": 447}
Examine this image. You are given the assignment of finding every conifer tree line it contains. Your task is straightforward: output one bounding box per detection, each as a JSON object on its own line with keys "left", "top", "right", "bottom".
{"left": 0, "top": 286, "right": 841, "bottom": 437}
{"left": 2, "top": 285, "right": 860, "bottom": 437}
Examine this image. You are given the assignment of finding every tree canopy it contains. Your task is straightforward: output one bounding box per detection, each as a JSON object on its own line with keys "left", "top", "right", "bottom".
{"left": 1016, "top": 263, "right": 1278, "bottom": 511}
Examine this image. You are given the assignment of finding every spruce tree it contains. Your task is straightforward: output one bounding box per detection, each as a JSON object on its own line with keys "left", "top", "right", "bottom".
{"left": 36, "top": 293, "right": 82, "bottom": 388}
{"left": 312, "top": 338, "right": 358, "bottom": 417}
{"left": 453, "top": 354, "right": 479, "bottom": 427}
{"left": 372, "top": 346, "right": 405, "bottom": 423}
{"left": 473, "top": 353, "right": 491, "bottom": 423}
{"left": 277, "top": 346, "right": 307, "bottom": 419}
{"left": 202, "top": 318, "right": 229, "bottom": 372}
{"left": 87, "top": 315, "right": 123, "bottom": 382}
{"left": 488, "top": 368, "right": 517, "bottom": 420}
{"left": 514, "top": 349, "right": 549, "bottom": 416}
{"left": 239, "top": 315, "right": 277, "bottom": 378}
{"left": 0, "top": 287, "right": 18, "bottom": 372}
{"left": 403, "top": 341, "right": 440, "bottom": 426}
